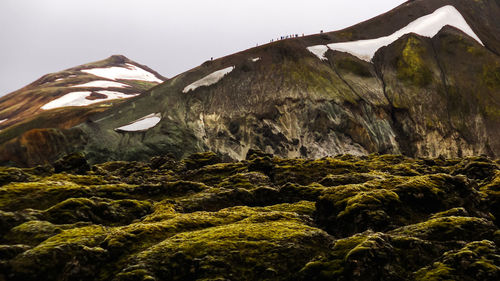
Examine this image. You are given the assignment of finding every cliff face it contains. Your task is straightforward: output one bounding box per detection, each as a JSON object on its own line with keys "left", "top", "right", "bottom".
{"left": 1, "top": 0, "right": 499, "bottom": 166}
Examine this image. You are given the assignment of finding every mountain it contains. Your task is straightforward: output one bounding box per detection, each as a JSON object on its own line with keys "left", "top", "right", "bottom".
{"left": 0, "top": 152, "right": 499, "bottom": 280}
{"left": 0, "top": 55, "right": 165, "bottom": 165}
{"left": 1, "top": 0, "right": 500, "bottom": 166}
{"left": 0, "top": 55, "right": 164, "bottom": 135}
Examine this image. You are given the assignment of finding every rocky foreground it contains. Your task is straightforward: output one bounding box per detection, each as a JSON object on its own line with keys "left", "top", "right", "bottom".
{"left": 0, "top": 150, "right": 499, "bottom": 280}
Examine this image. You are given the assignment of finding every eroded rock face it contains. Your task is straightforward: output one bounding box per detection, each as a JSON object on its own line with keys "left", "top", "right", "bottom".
{"left": 0, "top": 152, "right": 499, "bottom": 280}
{"left": 0, "top": 1, "right": 498, "bottom": 167}
{"left": 48, "top": 25, "right": 498, "bottom": 167}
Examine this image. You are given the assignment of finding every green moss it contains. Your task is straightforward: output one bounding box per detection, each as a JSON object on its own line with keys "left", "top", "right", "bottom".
{"left": 396, "top": 37, "right": 433, "bottom": 87}
{"left": 182, "top": 151, "right": 222, "bottom": 170}
{"left": 319, "top": 184, "right": 374, "bottom": 210}
{"left": 415, "top": 262, "right": 454, "bottom": 281}
{"left": 0, "top": 180, "right": 85, "bottom": 211}
{"left": 279, "top": 182, "right": 327, "bottom": 202}
{"left": 390, "top": 216, "right": 495, "bottom": 241}
{"left": 1, "top": 152, "right": 499, "bottom": 280}
{"left": 414, "top": 240, "right": 499, "bottom": 281}
{"left": 42, "top": 197, "right": 152, "bottom": 225}
{"left": 5, "top": 220, "right": 63, "bottom": 245}
{"left": 319, "top": 172, "right": 382, "bottom": 186}
{"left": 0, "top": 167, "right": 35, "bottom": 186}
{"left": 273, "top": 157, "right": 365, "bottom": 185}
{"left": 262, "top": 201, "right": 316, "bottom": 217}
{"left": 142, "top": 200, "right": 177, "bottom": 222}
{"left": 44, "top": 173, "right": 109, "bottom": 185}
{"left": 332, "top": 234, "right": 369, "bottom": 257}
{"left": 218, "top": 172, "right": 270, "bottom": 190}
{"left": 120, "top": 220, "right": 330, "bottom": 280}
{"left": 0, "top": 180, "right": 144, "bottom": 211}
{"left": 338, "top": 189, "right": 400, "bottom": 219}
{"left": 53, "top": 152, "right": 90, "bottom": 174}
{"left": 183, "top": 162, "right": 247, "bottom": 185}
{"left": 10, "top": 225, "right": 108, "bottom": 280}
{"left": 430, "top": 207, "right": 469, "bottom": 219}
{"left": 283, "top": 58, "right": 359, "bottom": 104}
{"left": 298, "top": 233, "right": 371, "bottom": 279}
{"left": 336, "top": 57, "right": 373, "bottom": 77}
{"left": 482, "top": 63, "right": 500, "bottom": 90}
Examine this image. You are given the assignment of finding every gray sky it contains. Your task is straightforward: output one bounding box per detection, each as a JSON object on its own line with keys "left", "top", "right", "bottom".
{"left": 0, "top": 0, "right": 406, "bottom": 96}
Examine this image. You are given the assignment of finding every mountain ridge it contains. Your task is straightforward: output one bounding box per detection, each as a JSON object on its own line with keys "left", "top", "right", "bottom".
{"left": 0, "top": 0, "right": 499, "bottom": 167}
{"left": 0, "top": 55, "right": 165, "bottom": 130}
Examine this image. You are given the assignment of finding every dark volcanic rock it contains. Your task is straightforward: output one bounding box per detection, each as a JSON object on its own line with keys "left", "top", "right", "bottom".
{"left": 0, "top": 152, "right": 499, "bottom": 280}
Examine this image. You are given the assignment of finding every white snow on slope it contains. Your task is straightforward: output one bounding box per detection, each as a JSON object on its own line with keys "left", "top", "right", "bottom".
{"left": 41, "top": 91, "right": 139, "bottom": 110}
{"left": 0, "top": 119, "right": 7, "bottom": 124}
{"left": 308, "top": 5, "right": 483, "bottom": 62}
{"left": 183, "top": 66, "right": 235, "bottom": 93}
{"left": 306, "top": 45, "right": 330, "bottom": 61}
{"left": 81, "top": 63, "right": 163, "bottom": 83}
{"left": 115, "top": 113, "right": 161, "bottom": 132}
{"left": 71, "top": 80, "right": 130, "bottom": 88}
{"left": 252, "top": 57, "right": 261, "bottom": 62}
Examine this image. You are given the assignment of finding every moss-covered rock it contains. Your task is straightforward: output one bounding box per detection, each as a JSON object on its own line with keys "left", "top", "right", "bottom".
{"left": 8, "top": 225, "right": 108, "bottom": 281}
{"left": 481, "top": 171, "right": 500, "bottom": 225}
{"left": 0, "top": 167, "right": 35, "bottom": 186}
{"left": 319, "top": 172, "right": 383, "bottom": 187}
{"left": 42, "top": 197, "right": 152, "bottom": 225}
{"left": 53, "top": 152, "right": 90, "bottom": 175}
{"left": 390, "top": 216, "right": 496, "bottom": 242}
{"left": 116, "top": 219, "right": 331, "bottom": 281}
{"left": 182, "top": 152, "right": 223, "bottom": 170}
{"left": 4, "top": 220, "right": 86, "bottom": 246}
{"left": 0, "top": 152, "right": 499, "bottom": 280}
{"left": 414, "top": 240, "right": 500, "bottom": 281}
{"left": 396, "top": 36, "right": 433, "bottom": 87}
{"left": 453, "top": 159, "right": 499, "bottom": 181}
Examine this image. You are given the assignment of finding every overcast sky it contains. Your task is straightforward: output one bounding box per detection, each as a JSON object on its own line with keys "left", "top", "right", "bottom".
{"left": 0, "top": 0, "right": 407, "bottom": 96}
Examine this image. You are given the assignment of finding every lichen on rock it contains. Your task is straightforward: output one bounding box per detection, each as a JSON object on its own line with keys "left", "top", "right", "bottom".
{"left": 0, "top": 152, "right": 498, "bottom": 280}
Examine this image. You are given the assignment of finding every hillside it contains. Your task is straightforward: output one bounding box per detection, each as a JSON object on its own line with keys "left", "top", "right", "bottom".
{"left": 0, "top": 151, "right": 499, "bottom": 280}
{"left": 0, "top": 0, "right": 499, "bottom": 167}
{"left": 0, "top": 55, "right": 164, "bottom": 154}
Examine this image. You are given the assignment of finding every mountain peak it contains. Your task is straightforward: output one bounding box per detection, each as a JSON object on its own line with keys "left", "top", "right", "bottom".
{"left": 107, "top": 54, "right": 130, "bottom": 63}
{"left": 0, "top": 56, "right": 166, "bottom": 135}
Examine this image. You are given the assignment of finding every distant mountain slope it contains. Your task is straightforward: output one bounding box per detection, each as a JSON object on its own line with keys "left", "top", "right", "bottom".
{"left": 0, "top": 55, "right": 165, "bottom": 131}
{"left": 1, "top": 0, "right": 499, "bottom": 166}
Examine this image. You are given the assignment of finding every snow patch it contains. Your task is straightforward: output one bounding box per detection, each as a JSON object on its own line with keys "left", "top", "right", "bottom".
{"left": 183, "top": 66, "right": 235, "bottom": 93}
{"left": 251, "top": 57, "right": 261, "bottom": 62}
{"left": 115, "top": 113, "right": 161, "bottom": 132}
{"left": 41, "top": 91, "right": 138, "bottom": 110}
{"left": 0, "top": 119, "right": 7, "bottom": 124}
{"left": 97, "top": 90, "right": 138, "bottom": 99}
{"left": 71, "top": 80, "right": 130, "bottom": 88}
{"left": 81, "top": 63, "right": 163, "bottom": 83}
{"left": 309, "top": 5, "right": 483, "bottom": 62}
{"left": 307, "top": 45, "right": 329, "bottom": 60}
